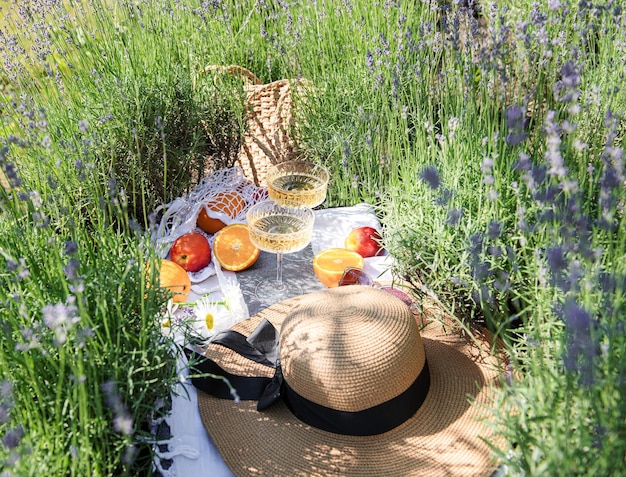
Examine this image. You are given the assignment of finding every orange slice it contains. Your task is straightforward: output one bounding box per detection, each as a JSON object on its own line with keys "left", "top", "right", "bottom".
{"left": 312, "top": 248, "right": 365, "bottom": 288}
{"left": 213, "top": 223, "right": 260, "bottom": 272}
{"left": 197, "top": 191, "right": 246, "bottom": 234}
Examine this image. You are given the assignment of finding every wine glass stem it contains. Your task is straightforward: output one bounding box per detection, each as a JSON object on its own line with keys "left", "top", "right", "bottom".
{"left": 275, "top": 252, "right": 284, "bottom": 288}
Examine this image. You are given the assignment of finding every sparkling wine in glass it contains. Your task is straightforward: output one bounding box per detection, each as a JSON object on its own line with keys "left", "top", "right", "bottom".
{"left": 267, "top": 161, "right": 330, "bottom": 208}
{"left": 246, "top": 200, "right": 315, "bottom": 304}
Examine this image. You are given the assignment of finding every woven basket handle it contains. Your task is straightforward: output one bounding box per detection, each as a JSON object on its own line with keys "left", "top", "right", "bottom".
{"left": 203, "top": 65, "right": 262, "bottom": 86}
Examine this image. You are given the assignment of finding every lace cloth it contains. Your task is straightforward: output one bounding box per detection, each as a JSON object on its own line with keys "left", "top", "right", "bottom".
{"left": 152, "top": 202, "right": 394, "bottom": 476}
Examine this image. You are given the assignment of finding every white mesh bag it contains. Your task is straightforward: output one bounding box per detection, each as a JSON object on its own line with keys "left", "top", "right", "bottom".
{"left": 150, "top": 166, "right": 268, "bottom": 259}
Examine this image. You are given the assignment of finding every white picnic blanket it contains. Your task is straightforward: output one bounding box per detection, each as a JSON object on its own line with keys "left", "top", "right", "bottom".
{"left": 153, "top": 204, "right": 395, "bottom": 477}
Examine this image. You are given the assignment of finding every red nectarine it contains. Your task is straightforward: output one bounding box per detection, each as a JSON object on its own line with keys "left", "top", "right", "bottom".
{"left": 344, "top": 226, "right": 384, "bottom": 258}
{"left": 169, "top": 232, "right": 212, "bottom": 272}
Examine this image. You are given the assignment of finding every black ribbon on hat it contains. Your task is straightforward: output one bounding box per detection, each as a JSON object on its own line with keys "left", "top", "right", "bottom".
{"left": 185, "top": 318, "right": 431, "bottom": 436}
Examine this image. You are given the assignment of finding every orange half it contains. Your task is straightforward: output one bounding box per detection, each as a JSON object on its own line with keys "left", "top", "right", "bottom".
{"left": 312, "top": 248, "right": 365, "bottom": 288}
{"left": 213, "top": 223, "right": 260, "bottom": 272}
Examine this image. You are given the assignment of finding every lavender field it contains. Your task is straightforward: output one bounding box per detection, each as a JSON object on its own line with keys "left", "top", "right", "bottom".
{"left": 1, "top": 1, "right": 625, "bottom": 475}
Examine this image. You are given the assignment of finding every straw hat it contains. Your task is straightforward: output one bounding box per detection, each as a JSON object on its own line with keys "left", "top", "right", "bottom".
{"left": 191, "top": 285, "right": 504, "bottom": 476}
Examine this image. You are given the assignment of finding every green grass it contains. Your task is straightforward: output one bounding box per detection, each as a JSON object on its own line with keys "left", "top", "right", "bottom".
{"left": 1, "top": 0, "right": 625, "bottom": 475}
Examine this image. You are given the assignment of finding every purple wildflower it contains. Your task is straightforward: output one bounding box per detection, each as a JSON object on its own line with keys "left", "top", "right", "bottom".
{"left": 505, "top": 105, "right": 528, "bottom": 146}
{"left": 553, "top": 61, "right": 581, "bottom": 103}
{"left": 487, "top": 220, "right": 502, "bottom": 240}
{"left": 2, "top": 161, "right": 22, "bottom": 188}
{"left": 342, "top": 140, "right": 352, "bottom": 166}
{"left": 435, "top": 187, "right": 453, "bottom": 207}
{"left": 101, "top": 380, "right": 134, "bottom": 437}
{"left": 446, "top": 208, "right": 463, "bottom": 226}
{"left": 42, "top": 300, "right": 79, "bottom": 345}
{"left": 546, "top": 245, "right": 568, "bottom": 273}
{"left": 63, "top": 258, "right": 80, "bottom": 281}
{"left": 15, "top": 324, "right": 41, "bottom": 351}
{"left": 420, "top": 165, "right": 440, "bottom": 190}
{"left": 365, "top": 50, "right": 374, "bottom": 71}
{"left": 546, "top": 245, "right": 571, "bottom": 290}
{"left": 560, "top": 298, "right": 597, "bottom": 386}
{"left": 2, "top": 425, "right": 24, "bottom": 449}
{"left": 0, "top": 404, "right": 9, "bottom": 425}
{"left": 114, "top": 415, "right": 133, "bottom": 435}
{"left": 468, "top": 232, "right": 484, "bottom": 258}
{"left": 123, "top": 444, "right": 138, "bottom": 465}
{"left": 64, "top": 240, "right": 78, "bottom": 255}
{"left": 544, "top": 111, "right": 568, "bottom": 178}
{"left": 0, "top": 381, "right": 13, "bottom": 426}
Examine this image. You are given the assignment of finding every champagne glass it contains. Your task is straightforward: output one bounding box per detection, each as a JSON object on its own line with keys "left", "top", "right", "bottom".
{"left": 267, "top": 160, "right": 329, "bottom": 262}
{"left": 267, "top": 160, "right": 330, "bottom": 208}
{"left": 246, "top": 200, "right": 315, "bottom": 304}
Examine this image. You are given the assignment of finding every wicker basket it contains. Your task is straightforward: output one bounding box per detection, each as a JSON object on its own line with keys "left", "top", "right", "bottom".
{"left": 203, "top": 65, "right": 311, "bottom": 186}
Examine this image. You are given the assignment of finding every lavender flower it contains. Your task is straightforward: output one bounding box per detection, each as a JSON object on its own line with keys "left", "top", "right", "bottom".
{"left": 342, "top": 140, "right": 352, "bottom": 169}
{"left": 64, "top": 240, "right": 78, "bottom": 255}
{"left": 546, "top": 245, "right": 568, "bottom": 274}
{"left": 2, "top": 425, "right": 24, "bottom": 450}
{"left": 480, "top": 155, "right": 499, "bottom": 198}
{"left": 544, "top": 111, "right": 568, "bottom": 178}
{"left": 559, "top": 298, "right": 597, "bottom": 386}
{"left": 123, "top": 444, "right": 138, "bottom": 465}
{"left": 505, "top": 105, "right": 528, "bottom": 146}
{"left": 42, "top": 300, "right": 79, "bottom": 345}
{"left": 1, "top": 161, "right": 22, "bottom": 189}
{"left": 113, "top": 415, "right": 133, "bottom": 435}
{"left": 107, "top": 177, "right": 118, "bottom": 198}
{"left": 101, "top": 380, "right": 134, "bottom": 436}
{"left": 0, "top": 381, "right": 13, "bottom": 426}
{"left": 553, "top": 61, "right": 581, "bottom": 103}
{"left": 365, "top": 50, "right": 374, "bottom": 71}
{"left": 15, "top": 324, "right": 42, "bottom": 352}
{"left": 446, "top": 208, "right": 463, "bottom": 226}
{"left": 420, "top": 165, "right": 440, "bottom": 190}
{"left": 468, "top": 232, "right": 484, "bottom": 259}
{"left": 5, "top": 257, "right": 30, "bottom": 282}
{"left": 0, "top": 381, "right": 12, "bottom": 402}
{"left": 546, "top": 245, "right": 572, "bottom": 290}
{"left": 447, "top": 117, "right": 460, "bottom": 138}
{"left": 0, "top": 404, "right": 9, "bottom": 426}
{"left": 78, "top": 119, "right": 89, "bottom": 133}
{"left": 63, "top": 258, "right": 80, "bottom": 281}
{"left": 597, "top": 112, "right": 625, "bottom": 229}
{"left": 487, "top": 220, "right": 502, "bottom": 240}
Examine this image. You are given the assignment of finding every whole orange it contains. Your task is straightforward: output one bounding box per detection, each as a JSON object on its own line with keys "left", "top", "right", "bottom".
{"left": 197, "top": 191, "right": 246, "bottom": 234}
{"left": 148, "top": 259, "right": 191, "bottom": 303}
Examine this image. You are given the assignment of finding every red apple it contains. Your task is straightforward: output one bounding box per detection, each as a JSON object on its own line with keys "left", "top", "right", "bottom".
{"left": 344, "top": 226, "right": 384, "bottom": 258}
{"left": 169, "top": 232, "right": 212, "bottom": 272}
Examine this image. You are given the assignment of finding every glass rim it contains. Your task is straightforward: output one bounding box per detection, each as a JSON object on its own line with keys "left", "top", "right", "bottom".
{"left": 246, "top": 198, "right": 315, "bottom": 213}
{"left": 268, "top": 160, "right": 330, "bottom": 184}
{"left": 245, "top": 199, "right": 315, "bottom": 235}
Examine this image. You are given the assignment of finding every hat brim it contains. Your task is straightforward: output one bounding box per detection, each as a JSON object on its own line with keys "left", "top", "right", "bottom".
{"left": 197, "top": 291, "right": 504, "bottom": 477}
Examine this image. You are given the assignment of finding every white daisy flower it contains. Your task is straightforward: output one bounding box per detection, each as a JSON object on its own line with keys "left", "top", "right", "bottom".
{"left": 158, "top": 299, "right": 179, "bottom": 337}
{"left": 192, "top": 296, "right": 233, "bottom": 341}
{"left": 221, "top": 283, "right": 248, "bottom": 323}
